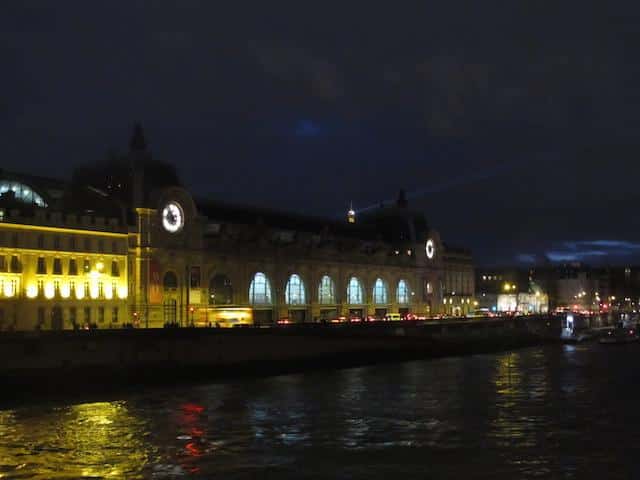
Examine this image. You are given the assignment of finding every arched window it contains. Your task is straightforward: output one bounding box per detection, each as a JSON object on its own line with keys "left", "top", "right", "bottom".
{"left": 372, "top": 278, "right": 388, "bottom": 304}
{"left": 163, "top": 271, "right": 178, "bottom": 290}
{"left": 249, "top": 272, "right": 272, "bottom": 305}
{"left": 397, "top": 279, "right": 409, "bottom": 304}
{"left": 318, "top": 275, "right": 335, "bottom": 304}
{"left": 0, "top": 181, "right": 47, "bottom": 207}
{"left": 285, "top": 274, "right": 306, "bottom": 305}
{"left": 346, "top": 277, "right": 364, "bottom": 304}
{"left": 209, "top": 274, "right": 233, "bottom": 305}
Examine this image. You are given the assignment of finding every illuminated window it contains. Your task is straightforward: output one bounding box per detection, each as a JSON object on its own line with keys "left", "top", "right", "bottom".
{"left": 111, "top": 261, "right": 120, "bottom": 277}
{"left": 209, "top": 274, "right": 233, "bottom": 305}
{"left": 397, "top": 279, "right": 409, "bottom": 304}
{"left": 249, "top": 272, "right": 272, "bottom": 305}
{"left": 83, "top": 259, "right": 91, "bottom": 273}
{"left": 68, "top": 259, "right": 78, "bottom": 275}
{"left": 0, "top": 181, "right": 47, "bottom": 207}
{"left": 163, "top": 271, "right": 178, "bottom": 290}
{"left": 53, "top": 258, "right": 62, "bottom": 275}
{"left": 347, "top": 277, "right": 364, "bottom": 304}
{"left": 373, "top": 278, "right": 388, "bottom": 304}
{"left": 318, "top": 275, "right": 335, "bottom": 304}
{"left": 37, "top": 257, "right": 47, "bottom": 274}
{"left": 285, "top": 274, "right": 306, "bottom": 305}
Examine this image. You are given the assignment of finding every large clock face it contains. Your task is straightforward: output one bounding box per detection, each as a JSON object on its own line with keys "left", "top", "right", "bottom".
{"left": 162, "top": 201, "right": 184, "bottom": 233}
{"left": 425, "top": 239, "right": 435, "bottom": 259}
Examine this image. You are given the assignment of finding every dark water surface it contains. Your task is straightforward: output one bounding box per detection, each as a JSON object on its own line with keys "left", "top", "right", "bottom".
{"left": 1, "top": 344, "right": 640, "bottom": 479}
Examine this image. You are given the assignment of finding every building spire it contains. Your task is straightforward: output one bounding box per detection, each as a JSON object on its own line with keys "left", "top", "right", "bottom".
{"left": 129, "top": 122, "right": 147, "bottom": 152}
{"left": 347, "top": 201, "right": 356, "bottom": 224}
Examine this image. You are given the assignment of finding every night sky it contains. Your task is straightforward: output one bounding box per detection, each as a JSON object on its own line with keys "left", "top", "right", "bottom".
{"left": 3, "top": 1, "right": 640, "bottom": 266}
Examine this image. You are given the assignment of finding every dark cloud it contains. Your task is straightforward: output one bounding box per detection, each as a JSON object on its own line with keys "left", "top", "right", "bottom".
{"left": 1, "top": 0, "right": 639, "bottom": 266}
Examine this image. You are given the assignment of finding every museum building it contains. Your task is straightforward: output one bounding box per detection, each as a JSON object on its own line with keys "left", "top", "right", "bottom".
{"left": 0, "top": 127, "right": 474, "bottom": 330}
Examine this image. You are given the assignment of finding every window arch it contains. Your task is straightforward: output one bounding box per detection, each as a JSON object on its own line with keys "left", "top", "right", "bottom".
{"left": 397, "top": 279, "right": 410, "bottom": 304}
{"left": 372, "top": 278, "right": 388, "bottom": 304}
{"left": 318, "top": 275, "right": 335, "bottom": 304}
{"left": 346, "top": 277, "right": 364, "bottom": 304}
{"left": 285, "top": 274, "right": 306, "bottom": 305}
{"left": 249, "top": 272, "right": 272, "bottom": 305}
{"left": 209, "top": 274, "right": 233, "bottom": 305}
{"left": 163, "top": 271, "right": 178, "bottom": 290}
{"left": 0, "top": 181, "right": 47, "bottom": 207}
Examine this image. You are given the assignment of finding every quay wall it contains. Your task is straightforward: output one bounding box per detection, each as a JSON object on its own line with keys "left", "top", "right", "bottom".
{"left": 0, "top": 315, "right": 560, "bottom": 398}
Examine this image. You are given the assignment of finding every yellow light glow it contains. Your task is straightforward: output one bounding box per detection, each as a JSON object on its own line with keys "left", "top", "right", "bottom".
{"left": 60, "top": 283, "right": 71, "bottom": 299}
{"left": 75, "top": 283, "right": 85, "bottom": 300}
{"left": 26, "top": 283, "right": 38, "bottom": 298}
{"left": 3, "top": 281, "right": 15, "bottom": 297}
{"left": 503, "top": 283, "right": 511, "bottom": 291}
{"left": 89, "top": 282, "right": 99, "bottom": 299}
{"left": 96, "top": 262, "right": 104, "bottom": 272}
{"left": 44, "top": 282, "right": 55, "bottom": 299}
{"left": 117, "top": 285, "right": 128, "bottom": 299}
{"left": 104, "top": 283, "right": 113, "bottom": 300}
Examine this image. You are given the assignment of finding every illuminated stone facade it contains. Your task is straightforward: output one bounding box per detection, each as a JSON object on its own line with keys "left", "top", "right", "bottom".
{"left": 0, "top": 130, "right": 474, "bottom": 330}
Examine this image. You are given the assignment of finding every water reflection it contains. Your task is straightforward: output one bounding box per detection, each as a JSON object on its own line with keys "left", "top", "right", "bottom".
{"left": 0, "top": 401, "right": 153, "bottom": 479}
{"left": 2, "top": 345, "right": 640, "bottom": 478}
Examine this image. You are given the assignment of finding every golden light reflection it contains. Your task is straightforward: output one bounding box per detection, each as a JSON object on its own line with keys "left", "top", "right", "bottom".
{"left": 0, "top": 402, "right": 152, "bottom": 479}
{"left": 60, "top": 282, "right": 71, "bottom": 298}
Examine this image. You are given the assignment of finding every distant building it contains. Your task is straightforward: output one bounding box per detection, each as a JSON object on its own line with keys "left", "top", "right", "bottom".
{"left": 475, "top": 268, "right": 548, "bottom": 314}
{"left": 0, "top": 126, "right": 475, "bottom": 330}
{"left": 442, "top": 246, "right": 475, "bottom": 316}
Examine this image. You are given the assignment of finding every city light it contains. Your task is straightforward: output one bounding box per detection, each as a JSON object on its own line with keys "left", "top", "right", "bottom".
{"left": 26, "top": 283, "right": 38, "bottom": 298}
{"left": 44, "top": 282, "right": 54, "bottom": 299}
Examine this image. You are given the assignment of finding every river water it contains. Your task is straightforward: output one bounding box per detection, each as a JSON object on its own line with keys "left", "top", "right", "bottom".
{"left": 1, "top": 343, "right": 639, "bottom": 479}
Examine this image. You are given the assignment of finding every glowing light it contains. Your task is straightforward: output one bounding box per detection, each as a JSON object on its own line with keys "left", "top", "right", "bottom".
{"left": 89, "top": 282, "right": 99, "bottom": 299}
{"left": 75, "top": 283, "right": 85, "bottom": 300}
{"left": 117, "top": 285, "right": 128, "bottom": 299}
{"left": 104, "top": 283, "right": 113, "bottom": 300}
{"left": 44, "top": 282, "right": 55, "bottom": 299}
{"left": 425, "top": 239, "right": 435, "bottom": 259}
{"left": 26, "top": 283, "right": 38, "bottom": 298}
{"left": 3, "top": 281, "right": 15, "bottom": 297}
{"left": 60, "top": 283, "right": 71, "bottom": 299}
{"left": 96, "top": 262, "right": 104, "bottom": 272}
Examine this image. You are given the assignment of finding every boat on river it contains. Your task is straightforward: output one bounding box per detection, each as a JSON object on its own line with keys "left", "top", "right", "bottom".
{"left": 599, "top": 326, "right": 639, "bottom": 344}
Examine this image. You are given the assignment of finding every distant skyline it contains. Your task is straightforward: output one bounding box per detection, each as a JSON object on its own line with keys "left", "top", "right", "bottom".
{"left": 3, "top": 1, "right": 639, "bottom": 266}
